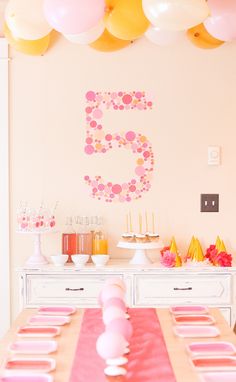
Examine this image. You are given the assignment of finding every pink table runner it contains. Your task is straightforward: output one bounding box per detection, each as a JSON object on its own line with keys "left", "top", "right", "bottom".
{"left": 69, "top": 308, "right": 176, "bottom": 382}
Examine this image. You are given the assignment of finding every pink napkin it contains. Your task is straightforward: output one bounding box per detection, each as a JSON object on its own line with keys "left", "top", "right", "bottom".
{"left": 69, "top": 308, "right": 176, "bottom": 382}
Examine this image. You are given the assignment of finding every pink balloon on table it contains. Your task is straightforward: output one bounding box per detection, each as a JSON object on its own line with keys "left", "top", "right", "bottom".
{"left": 104, "top": 277, "right": 126, "bottom": 292}
{"left": 103, "top": 297, "right": 126, "bottom": 312}
{"left": 103, "top": 306, "right": 125, "bottom": 325}
{"left": 106, "top": 317, "right": 133, "bottom": 342}
{"left": 101, "top": 285, "right": 125, "bottom": 304}
{"left": 96, "top": 331, "right": 127, "bottom": 359}
{"left": 43, "top": 0, "right": 106, "bottom": 35}
{"left": 204, "top": 0, "right": 236, "bottom": 41}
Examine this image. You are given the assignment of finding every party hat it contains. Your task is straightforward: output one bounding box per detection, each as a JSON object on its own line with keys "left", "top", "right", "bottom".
{"left": 192, "top": 238, "right": 204, "bottom": 262}
{"left": 170, "top": 237, "right": 182, "bottom": 267}
{"left": 215, "top": 236, "right": 222, "bottom": 252}
{"left": 187, "top": 236, "right": 196, "bottom": 260}
{"left": 218, "top": 240, "right": 227, "bottom": 253}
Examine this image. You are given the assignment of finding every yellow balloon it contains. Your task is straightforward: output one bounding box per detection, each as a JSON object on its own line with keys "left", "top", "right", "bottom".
{"left": 105, "top": 0, "right": 149, "bottom": 40}
{"left": 187, "top": 23, "right": 224, "bottom": 49}
{"left": 4, "top": 23, "right": 51, "bottom": 55}
{"left": 89, "top": 29, "right": 132, "bottom": 52}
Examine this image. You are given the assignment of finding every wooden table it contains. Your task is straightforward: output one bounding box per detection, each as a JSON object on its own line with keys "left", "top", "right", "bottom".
{"left": 0, "top": 308, "right": 235, "bottom": 382}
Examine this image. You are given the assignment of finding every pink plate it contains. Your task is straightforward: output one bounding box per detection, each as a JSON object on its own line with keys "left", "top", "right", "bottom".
{"left": 0, "top": 374, "right": 53, "bottom": 382}
{"left": 4, "top": 358, "right": 56, "bottom": 373}
{"left": 187, "top": 342, "right": 236, "bottom": 356}
{"left": 38, "top": 306, "right": 76, "bottom": 316}
{"left": 170, "top": 305, "right": 209, "bottom": 315}
{"left": 28, "top": 315, "right": 71, "bottom": 326}
{"left": 173, "top": 315, "right": 215, "bottom": 325}
{"left": 191, "top": 356, "right": 236, "bottom": 371}
{"left": 200, "top": 371, "right": 236, "bottom": 382}
{"left": 9, "top": 340, "right": 58, "bottom": 355}
{"left": 17, "top": 326, "right": 61, "bottom": 338}
{"left": 173, "top": 325, "right": 220, "bottom": 338}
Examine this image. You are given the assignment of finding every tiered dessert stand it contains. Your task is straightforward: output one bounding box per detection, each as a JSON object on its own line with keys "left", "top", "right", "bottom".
{"left": 117, "top": 240, "right": 164, "bottom": 265}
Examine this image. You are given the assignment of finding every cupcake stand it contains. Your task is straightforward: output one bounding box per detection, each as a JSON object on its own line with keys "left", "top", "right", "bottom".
{"left": 117, "top": 240, "right": 163, "bottom": 265}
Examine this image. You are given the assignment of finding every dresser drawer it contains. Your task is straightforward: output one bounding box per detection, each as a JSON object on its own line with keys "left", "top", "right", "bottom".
{"left": 134, "top": 274, "right": 232, "bottom": 306}
{"left": 25, "top": 274, "right": 123, "bottom": 307}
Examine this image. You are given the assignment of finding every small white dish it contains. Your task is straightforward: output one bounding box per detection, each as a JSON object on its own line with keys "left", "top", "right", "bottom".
{"left": 17, "top": 326, "right": 61, "bottom": 338}
{"left": 28, "top": 315, "right": 71, "bottom": 326}
{"left": 9, "top": 340, "right": 57, "bottom": 355}
{"left": 173, "top": 325, "right": 220, "bottom": 338}
{"left": 186, "top": 341, "right": 236, "bottom": 357}
{"left": 4, "top": 357, "right": 56, "bottom": 373}
{"left": 50, "top": 255, "right": 68, "bottom": 267}
{"left": 91, "top": 255, "right": 109, "bottom": 267}
{"left": 0, "top": 374, "right": 53, "bottom": 382}
{"left": 38, "top": 306, "right": 76, "bottom": 316}
{"left": 191, "top": 355, "right": 236, "bottom": 371}
{"left": 72, "top": 254, "right": 89, "bottom": 268}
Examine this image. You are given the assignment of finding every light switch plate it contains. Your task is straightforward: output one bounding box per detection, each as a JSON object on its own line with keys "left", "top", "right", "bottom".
{"left": 208, "top": 146, "right": 221, "bottom": 165}
{"left": 201, "top": 194, "right": 219, "bottom": 212}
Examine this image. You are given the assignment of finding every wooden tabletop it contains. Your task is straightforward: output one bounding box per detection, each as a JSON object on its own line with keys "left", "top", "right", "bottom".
{"left": 0, "top": 308, "right": 235, "bottom": 382}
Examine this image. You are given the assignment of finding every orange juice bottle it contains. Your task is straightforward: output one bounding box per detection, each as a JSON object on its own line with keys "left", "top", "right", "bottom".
{"left": 62, "top": 217, "right": 77, "bottom": 263}
{"left": 92, "top": 230, "right": 108, "bottom": 255}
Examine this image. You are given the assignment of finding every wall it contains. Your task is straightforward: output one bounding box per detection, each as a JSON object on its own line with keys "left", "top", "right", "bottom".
{"left": 10, "top": 34, "right": 236, "bottom": 319}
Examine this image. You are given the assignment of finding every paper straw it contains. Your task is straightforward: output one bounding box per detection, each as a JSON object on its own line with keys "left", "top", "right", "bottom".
{"left": 129, "top": 212, "right": 133, "bottom": 232}
{"left": 152, "top": 212, "right": 155, "bottom": 233}
{"left": 126, "top": 214, "right": 129, "bottom": 233}
{"left": 139, "top": 213, "right": 142, "bottom": 234}
{"left": 145, "top": 211, "right": 148, "bottom": 232}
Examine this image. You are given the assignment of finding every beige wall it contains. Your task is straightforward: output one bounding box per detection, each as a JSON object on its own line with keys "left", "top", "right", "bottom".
{"left": 10, "top": 35, "right": 236, "bottom": 318}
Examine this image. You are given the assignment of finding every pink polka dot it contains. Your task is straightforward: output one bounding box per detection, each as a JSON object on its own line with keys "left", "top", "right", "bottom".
{"left": 129, "top": 185, "right": 136, "bottom": 192}
{"left": 93, "top": 109, "right": 103, "bottom": 119}
{"left": 137, "top": 148, "right": 142, "bottom": 153}
{"left": 102, "top": 148, "right": 106, "bottom": 153}
{"left": 125, "top": 131, "right": 136, "bottom": 141}
{"left": 107, "top": 182, "right": 112, "bottom": 187}
{"left": 91, "top": 181, "right": 98, "bottom": 187}
{"left": 137, "top": 103, "right": 144, "bottom": 110}
{"left": 111, "top": 92, "right": 117, "bottom": 99}
{"left": 119, "top": 105, "right": 124, "bottom": 110}
{"left": 131, "top": 179, "right": 136, "bottom": 184}
{"left": 92, "top": 187, "right": 97, "bottom": 193}
{"left": 122, "top": 183, "right": 128, "bottom": 189}
{"left": 110, "top": 194, "right": 115, "bottom": 198}
{"left": 90, "top": 120, "right": 97, "bottom": 128}
{"left": 114, "top": 105, "right": 118, "bottom": 110}
{"left": 135, "top": 166, "right": 145, "bottom": 176}
{"left": 86, "top": 116, "right": 91, "bottom": 122}
{"left": 122, "top": 94, "right": 132, "bottom": 104}
{"left": 147, "top": 101, "right": 153, "bottom": 107}
{"left": 84, "top": 175, "right": 89, "bottom": 181}
{"left": 85, "top": 145, "right": 94, "bottom": 155}
{"left": 118, "top": 92, "right": 123, "bottom": 96}
{"left": 135, "top": 92, "right": 142, "bottom": 99}
{"left": 143, "top": 151, "right": 150, "bottom": 158}
{"left": 119, "top": 196, "right": 126, "bottom": 202}
{"left": 105, "top": 134, "right": 112, "bottom": 141}
{"left": 126, "top": 196, "right": 131, "bottom": 202}
{"left": 85, "top": 107, "right": 92, "bottom": 114}
{"left": 86, "top": 91, "right": 96, "bottom": 101}
{"left": 98, "top": 184, "right": 105, "bottom": 191}
{"left": 96, "top": 94, "right": 103, "bottom": 102}
{"left": 97, "top": 124, "right": 102, "bottom": 130}
{"left": 132, "top": 143, "right": 137, "bottom": 151}
{"left": 86, "top": 137, "right": 93, "bottom": 144}
{"left": 112, "top": 184, "right": 122, "bottom": 194}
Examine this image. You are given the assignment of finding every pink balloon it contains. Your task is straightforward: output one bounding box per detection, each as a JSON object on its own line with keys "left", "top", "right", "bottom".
{"left": 105, "top": 277, "right": 126, "bottom": 292}
{"left": 204, "top": 0, "right": 236, "bottom": 41}
{"left": 96, "top": 331, "right": 126, "bottom": 359}
{"left": 103, "top": 297, "right": 126, "bottom": 312}
{"left": 103, "top": 306, "right": 125, "bottom": 325}
{"left": 106, "top": 318, "right": 133, "bottom": 342}
{"left": 101, "top": 285, "right": 125, "bottom": 304}
{"left": 43, "top": 0, "right": 105, "bottom": 34}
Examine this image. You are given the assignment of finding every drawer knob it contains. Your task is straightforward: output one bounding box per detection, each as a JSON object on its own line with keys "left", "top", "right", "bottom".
{"left": 65, "top": 287, "right": 84, "bottom": 291}
{"left": 173, "top": 287, "right": 192, "bottom": 291}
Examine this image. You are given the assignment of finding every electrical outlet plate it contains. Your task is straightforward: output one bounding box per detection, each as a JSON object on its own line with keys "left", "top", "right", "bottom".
{"left": 201, "top": 194, "right": 219, "bottom": 212}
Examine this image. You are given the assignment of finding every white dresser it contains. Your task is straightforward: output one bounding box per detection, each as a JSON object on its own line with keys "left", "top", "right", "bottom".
{"left": 18, "top": 260, "right": 236, "bottom": 326}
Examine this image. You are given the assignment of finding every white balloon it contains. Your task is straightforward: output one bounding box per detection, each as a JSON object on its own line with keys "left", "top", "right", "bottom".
{"left": 5, "top": 0, "right": 52, "bottom": 40}
{"left": 142, "top": 0, "right": 210, "bottom": 31}
{"left": 145, "top": 25, "right": 184, "bottom": 45}
{"left": 64, "top": 20, "right": 105, "bottom": 45}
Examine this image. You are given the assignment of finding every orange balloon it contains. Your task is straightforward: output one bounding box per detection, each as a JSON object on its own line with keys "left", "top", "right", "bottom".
{"left": 187, "top": 23, "right": 224, "bottom": 49}
{"left": 4, "top": 23, "right": 51, "bottom": 55}
{"left": 89, "top": 29, "right": 132, "bottom": 52}
{"left": 105, "top": 0, "right": 149, "bottom": 40}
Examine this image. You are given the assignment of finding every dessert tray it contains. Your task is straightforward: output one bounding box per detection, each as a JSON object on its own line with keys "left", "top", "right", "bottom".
{"left": 3, "top": 358, "right": 56, "bottom": 373}
{"left": 170, "top": 305, "right": 209, "bottom": 315}
{"left": 200, "top": 371, "right": 236, "bottom": 382}
{"left": 172, "top": 315, "right": 215, "bottom": 325}
{"left": 191, "top": 355, "right": 236, "bottom": 371}
{"left": 0, "top": 375, "right": 53, "bottom": 382}
{"left": 173, "top": 325, "right": 220, "bottom": 338}
{"left": 27, "top": 315, "right": 71, "bottom": 326}
{"left": 17, "top": 326, "right": 61, "bottom": 338}
{"left": 9, "top": 340, "right": 58, "bottom": 355}
{"left": 38, "top": 306, "right": 76, "bottom": 316}
{"left": 187, "top": 342, "right": 236, "bottom": 356}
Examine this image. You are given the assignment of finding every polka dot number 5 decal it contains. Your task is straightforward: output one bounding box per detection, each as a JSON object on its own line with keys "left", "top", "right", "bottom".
{"left": 84, "top": 91, "right": 154, "bottom": 203}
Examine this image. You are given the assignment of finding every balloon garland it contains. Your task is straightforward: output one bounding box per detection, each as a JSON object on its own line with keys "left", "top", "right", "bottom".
{"left": 0, "top": 0, "right": 236, "bottom": 55}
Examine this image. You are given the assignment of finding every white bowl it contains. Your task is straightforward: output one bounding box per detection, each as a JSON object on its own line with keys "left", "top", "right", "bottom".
{"left": 72, "top": 254, "right": 90, "bottom": 268}
{"left": 51, "top": 254, "right": 68, "bottom": 266}
{"left": 91, "top": 255, "right": 109, "bottom": 267}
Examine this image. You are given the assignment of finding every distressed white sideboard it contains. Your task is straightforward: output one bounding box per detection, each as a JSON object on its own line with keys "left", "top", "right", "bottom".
{"left": 18, "top": 260, "right": 236, "bottom": 326}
